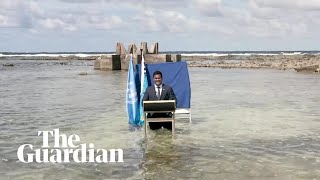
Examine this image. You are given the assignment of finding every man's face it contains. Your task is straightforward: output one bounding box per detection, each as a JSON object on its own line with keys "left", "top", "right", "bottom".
{"left": 153, "top": 74, "right": 162, "bottom": 86}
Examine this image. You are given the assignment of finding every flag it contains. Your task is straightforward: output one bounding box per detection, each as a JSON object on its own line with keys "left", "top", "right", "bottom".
{"left": 126, "top": 54, "right": 140, "bottom": 126}
{"left": 138, "top": 54, "right": 148, "bottom": 126}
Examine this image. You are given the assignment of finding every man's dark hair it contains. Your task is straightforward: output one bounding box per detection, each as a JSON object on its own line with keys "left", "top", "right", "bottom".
{"left": 153, "top": 71, "right": 162, "bottom": 78}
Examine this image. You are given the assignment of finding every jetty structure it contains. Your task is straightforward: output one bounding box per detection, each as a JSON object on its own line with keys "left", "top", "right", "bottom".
{"left": 94, "top": 42, "right": 181, "bottom": 71}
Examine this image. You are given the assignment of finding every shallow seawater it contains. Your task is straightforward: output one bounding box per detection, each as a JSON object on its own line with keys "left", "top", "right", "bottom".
{"left": 1, "top": 60, "right": 320, "bottom": 179}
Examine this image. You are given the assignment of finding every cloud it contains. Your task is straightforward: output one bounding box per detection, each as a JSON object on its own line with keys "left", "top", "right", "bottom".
{"left": 60, "top": 0, "right": 102, "bottom": 3}
{"left": 194, "top": 0, "right": 223, "bottom": 16}
{"left": 133, "top": 10, "right": 195, "bottom": 33}
{"left": 0, "top": 0, "right": 24, "bottom": 9}
{"left": 253, "top": 0, "right": 320, "bottom": 10}
{"left": 0, "top": 0, "right": 128, "bottom": 31}
{"left": 0, "top": 0, "right": 42, "bottom": 28}
{"left": 87, "top": 15, "right": 124, "bottom": 30}
{"left": 59, "top": 0, "right": 190, "bottom": 11}
{"left": 28, "top": 1, "right": 45, "bottom": 18}
{"left": 2, "top": 0, "right": 320, "bottom": 51}
{"left": 9, "top": 0, "right": 313, "bottom": 39}
{"left": 53, "top": 1, "right": 196, "bottom": 33}
{"left": 0, "top": 15, "right": 10, "bottom": 27}
{"left": 131, "top": 8, "right": 233, "bottom": 35}
{"left": 243, "top": 0, "right": 320, "bottom": 38}
{"left": 39, "top": 18, "right": 77, "bottom": 31}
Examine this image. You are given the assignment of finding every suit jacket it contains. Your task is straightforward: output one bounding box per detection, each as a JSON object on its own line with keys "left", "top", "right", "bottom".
{"left": 142, "top": 84, "right": 177, "bottom": 103}
{"left": 142, "top": 84, "right": 177, "bottom": 118}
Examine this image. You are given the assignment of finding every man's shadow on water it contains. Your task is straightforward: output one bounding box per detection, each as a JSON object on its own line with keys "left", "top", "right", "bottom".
{"left": 128, "top": 120, "right": 193, "bottom": 136}
{"left": 130, "top": 122, "right": 193, "bottom": 178}
{"left": 139, "top": 131, "right": 181, "bottom": 178}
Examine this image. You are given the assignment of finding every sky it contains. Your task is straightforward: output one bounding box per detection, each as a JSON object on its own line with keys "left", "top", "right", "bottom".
{"left": 1, "top": 0, "right": 320, "bottom": 52}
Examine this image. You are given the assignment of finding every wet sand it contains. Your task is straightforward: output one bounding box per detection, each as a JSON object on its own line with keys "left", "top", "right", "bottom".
{"left": 183, "top": 55, "right": 320, "bottom": 72}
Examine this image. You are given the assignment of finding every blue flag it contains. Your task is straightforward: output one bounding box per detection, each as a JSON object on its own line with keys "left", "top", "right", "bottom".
{"left": 138, "top": 54, "right": 148, "bottom": 126}
{"left": 126, "top": 55, "right": 140, "bottom": 126}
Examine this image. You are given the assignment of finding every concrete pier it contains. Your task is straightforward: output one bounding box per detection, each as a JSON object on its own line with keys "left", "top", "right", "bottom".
{"left": 94, "top": 42, "right": 181, "bottom": 71}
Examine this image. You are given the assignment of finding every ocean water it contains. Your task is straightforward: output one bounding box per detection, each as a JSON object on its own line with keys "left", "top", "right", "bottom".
{"left": 1, "top": 60, "right": 320, "bottom": 179}
{"left": 1, "top": 50, "right": 320, "bottom": 58}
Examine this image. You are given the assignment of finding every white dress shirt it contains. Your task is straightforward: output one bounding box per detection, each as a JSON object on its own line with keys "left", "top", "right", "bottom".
{"left": 154, "top": 84, "right": 162, "bottom": 97}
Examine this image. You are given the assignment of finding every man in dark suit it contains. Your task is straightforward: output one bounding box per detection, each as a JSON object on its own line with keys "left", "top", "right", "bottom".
{"left": 143, "top": 71, "right": 177, "bottom": 130}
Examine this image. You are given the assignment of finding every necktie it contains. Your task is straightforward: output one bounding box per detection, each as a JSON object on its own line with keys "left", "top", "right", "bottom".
{"left": 157, "top": 86, "right": 161, "bottom": 100}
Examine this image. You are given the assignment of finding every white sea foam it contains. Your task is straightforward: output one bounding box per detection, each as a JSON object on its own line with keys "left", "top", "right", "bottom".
{"left": 0, "top": 53, "right": 114, "bottom": 57}
{"left": 254, "top": 53, "right": 279, "bottom": 56}
{"left": 230, "top": 53, "right": 252, "bottom": 56}
{"left": 180, "top": 52, "right": 317, "bottom": 56}
{"left": 280, "top": 52, "right": 305, "bottom": 56}
{"left": 181, "top": 53, "right": 279, "bottom": 56}
{"left": 0, "top": 52, "right": 315, "bottom": 58}
{"left": 181, "top": 53, "right": 229, "bottom": 57}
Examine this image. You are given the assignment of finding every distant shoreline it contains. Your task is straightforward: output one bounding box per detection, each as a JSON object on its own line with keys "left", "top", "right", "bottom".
{"left": 1, "top": 54, "right": 320, "bottom": 73}
{"left": 184, "top": 54, "right": 320, "bottom": 72}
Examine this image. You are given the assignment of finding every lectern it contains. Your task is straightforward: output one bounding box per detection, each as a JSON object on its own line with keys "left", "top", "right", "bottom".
{"left": 143, "top": 100, "right": 176, "bottom": 136}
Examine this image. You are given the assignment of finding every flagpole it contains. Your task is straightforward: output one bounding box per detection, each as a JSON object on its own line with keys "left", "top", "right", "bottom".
{"left": 140, "top": 48, "right": 144, "bottom": 97}
{"left": 140, "top": 48, "right": 143, "bottom": 126}
{"left": 140, "top": 48, "right": 144, "bottom": 125}
{"left": 139, "top": 48, "right": 148, "bottom": 126}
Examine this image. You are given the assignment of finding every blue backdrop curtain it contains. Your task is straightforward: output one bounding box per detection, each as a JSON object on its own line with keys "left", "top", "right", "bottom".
{"left": 135, "top": 61, "right": 191, "bottom": 109}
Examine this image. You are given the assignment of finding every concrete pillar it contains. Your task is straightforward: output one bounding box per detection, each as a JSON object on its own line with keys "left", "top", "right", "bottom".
{"left": 171, "top": 54, "right": 181, "bottom": 62}
{"left": 94, "top": 57, "right": 101, "bottom": 70}
{"left": 112, "top": 55, "right": 121, "bottom": 70}
{"left": 100, "top": 58, "right": 112, "bottom": 70}
{"left": 155, "top": 42, "right": 159, "bottom": 54}
{"left": 120, "top": 54, "right": 135, "bottom": 70}
{"left": 116, "top": 42, "right": 121, "bottom": 55}
{"left": 116, "top": 42, "right": 127, "bottom": 55}
{"left": 140, "top": 42, "right": 148, "bottom": 55}
{"left": 98, "top": 55, "right": 121, "bottom": 70}
{"left": 128, "top": 43, "right": 137, "bottom": 55}
{"left": 142, "top": 54, "right": 172, "bottom": 64}
{"left": 166, "top": 55, "right": 172, "bottom": 62}
{"left": 137, "top": 55, "right": 142, "bottom": 64}
{"left": 148, "top": 42, "right": 159, "bottom": 54}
